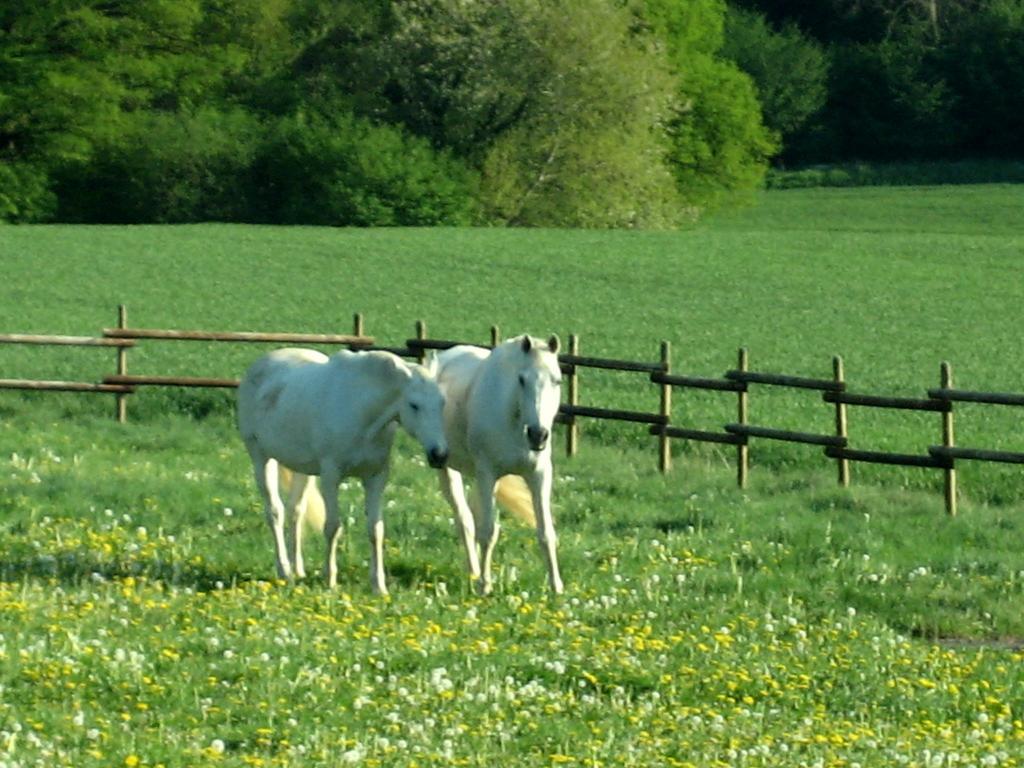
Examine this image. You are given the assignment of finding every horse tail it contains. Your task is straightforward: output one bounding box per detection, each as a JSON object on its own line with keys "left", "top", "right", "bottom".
{"left": 278, "top": 466, "right": 326, "bottom": 533}
{"left": 488, "top": 475, "right": 537, "bottom": 527}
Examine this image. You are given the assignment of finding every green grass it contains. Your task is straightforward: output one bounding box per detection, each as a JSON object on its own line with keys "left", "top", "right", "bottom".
{"left": 1, "top": 410, "right": 1022, "bottom": 767}
{"left": 2, "top": 185, "right": 1024, "bottom": 766}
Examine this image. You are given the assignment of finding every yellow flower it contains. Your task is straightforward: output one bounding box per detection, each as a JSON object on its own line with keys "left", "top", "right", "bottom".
{"left": 125, "top": 756, "right": 141, "bottom": 767}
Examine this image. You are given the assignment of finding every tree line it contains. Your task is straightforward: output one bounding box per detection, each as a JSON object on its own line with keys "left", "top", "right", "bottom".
{"left": 2, "top": 1, "right": 1021, "bottom": 227}
{"left": 731, "top": 0, "right": 1024, "bottom": 166}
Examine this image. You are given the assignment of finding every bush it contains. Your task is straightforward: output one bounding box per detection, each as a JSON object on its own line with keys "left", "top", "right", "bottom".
{"left": 249, "top": 111, "right": 479, "bottom": 226}
{"left": 666, "top": 56, "right": 778, "bottom": 209}
{"left": 767, "top": 159, "right": 1024, "bottom": 189}
{"left": 55, "top": 108, "right": 264, "bottom": 223}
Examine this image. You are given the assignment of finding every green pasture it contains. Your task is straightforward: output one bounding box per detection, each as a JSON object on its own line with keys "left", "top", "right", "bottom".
{"left": 2, "top": 185, "right": 1024, "bottom": 766}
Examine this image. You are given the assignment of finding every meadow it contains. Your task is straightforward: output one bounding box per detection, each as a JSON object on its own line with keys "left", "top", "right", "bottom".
{"left": 1, "top": 185, "right": 1023, "bottom": 766}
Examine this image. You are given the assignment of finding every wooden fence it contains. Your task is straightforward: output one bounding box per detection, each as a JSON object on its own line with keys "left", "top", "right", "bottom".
{"left": 3, "top": 305, "right": 1024, "bottom": 516}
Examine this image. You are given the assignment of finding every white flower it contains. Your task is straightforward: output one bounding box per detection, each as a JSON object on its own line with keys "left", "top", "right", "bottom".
{"left": 341, "top": 747, "right": 364, "bottom": 764}
{"left": 209, "top": 739, "right": 226, "bottom": 755}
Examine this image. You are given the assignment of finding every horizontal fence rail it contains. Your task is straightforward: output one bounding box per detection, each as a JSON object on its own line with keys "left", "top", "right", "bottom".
{"left": 4, "top": 306, "right": 1024, "bottom": 516}
{"left": 103, "top": 374, "right": 240, "bottom": 389}
{"left": 0, "top": 333, "right": 135, "bottom": 348}
{"left": 104, "top": 328, "right": 373, "bottom": 345}
{"left": 0, "top": 378, "right": 134, "bottom": 393}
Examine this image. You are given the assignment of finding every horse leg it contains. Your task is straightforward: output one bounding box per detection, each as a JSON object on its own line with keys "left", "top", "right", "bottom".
{"left": 251, "top": 453, "right": 291, "bottom": 580}
{"left": 438, "top": 468, "right": 481, "bottom": 582}
{"left": 474, "top": 467, "right": 500, "bottom": 596}
{"left": 285, "top": 471, "right": 313, "bottom": 579}
{"left": 362, "top": 470, "right": 389, "bottom": 596}
{"left": 527, "top": 464, "right": 564, "bottom": 595}
{"left": 319, "top": 465, "right": 343, "bottom": 588}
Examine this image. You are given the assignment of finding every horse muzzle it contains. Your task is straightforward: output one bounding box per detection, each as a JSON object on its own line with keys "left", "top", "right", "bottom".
{"left": 526, "top": 426, "right": 550, "bottom": 452}
{"left": 427, "top": 447, "right": 449, "bottom": 468}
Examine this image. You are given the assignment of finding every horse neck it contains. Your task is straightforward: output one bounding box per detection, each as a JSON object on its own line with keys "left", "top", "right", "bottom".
{"left": 359, "top": 355, "right": 412, "bottom": 436}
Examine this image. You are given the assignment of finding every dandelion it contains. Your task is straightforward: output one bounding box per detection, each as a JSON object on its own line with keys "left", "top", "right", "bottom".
{"left": 340, "top": 746, "right": 364, "bottom": 764}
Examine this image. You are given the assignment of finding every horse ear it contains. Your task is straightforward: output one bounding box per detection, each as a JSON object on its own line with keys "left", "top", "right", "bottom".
{"left": 547, "top": 334, "right": 560, "bottom": 354}
{"left": 521, "top": 335, "right": 533, "bottom": 353}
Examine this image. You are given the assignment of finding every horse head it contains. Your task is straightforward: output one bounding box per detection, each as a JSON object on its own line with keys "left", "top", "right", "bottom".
{"left": 400, "top": 354, "right": 449, "bottom": 468}
{"left": 514, "top": 335, "right": 562, "bottom": 453}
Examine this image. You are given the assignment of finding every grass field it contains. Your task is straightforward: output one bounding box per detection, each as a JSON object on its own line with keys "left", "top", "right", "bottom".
{"left": 2, "top": 185, "right": 1024, "bottom": 766}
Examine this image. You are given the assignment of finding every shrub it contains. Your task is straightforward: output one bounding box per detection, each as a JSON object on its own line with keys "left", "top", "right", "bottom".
{"left": 249, "top": 111, "right": 479, "bottom": 226}
{"left": 55, "top": 108, "right": 264, "bottom": 223}
{"left": 666, "top": 56, "right": 778, "bottom": 209}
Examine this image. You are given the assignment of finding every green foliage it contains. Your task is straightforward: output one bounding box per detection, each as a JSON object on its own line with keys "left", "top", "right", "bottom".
{"left": 0, "top": 162, "right": 55, "bottom": 222}
{"left": 939, "top": 0, "right": 1024, "bottom": 156}
{"left": 472, "top": 0, "right": 683, "bottom": 227}
{"left": 641, "top": 0, "right": 777, "bottom": 209}
{"left": 1, "top": 0, "right": 788, "bottom": 225}
{"left": 722, "top": 7, "right": 828, "bottom": 139}
{"left": 731, "top": 0, "right": 1024, "bottom": 164}
{"left": 823, "top": 36, "right": 955, "bottom": 162}
{"left": 298, "top": 0, "right": 685, "bottom": 227}
{"left": 767, "top": 159, "right": 1024, "bottom": 189}
{"left": 665, "top": 56, "right": 778, "bottom": 208}
{"left": 55, "top": 108, "right": 264, "bottom": 223}
{"left": 249, "top": 111, "right": 479, "bottom": 226}
{"left": 640, "top": 0, "right": 728, "bottom": 58}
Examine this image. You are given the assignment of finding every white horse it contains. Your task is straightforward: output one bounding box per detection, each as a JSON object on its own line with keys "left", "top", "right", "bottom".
{"left": 237, "top": 348, "right": 448, "bottom": 593}
{"left": 436, "top": 334, "right": 564, "bottom": 595}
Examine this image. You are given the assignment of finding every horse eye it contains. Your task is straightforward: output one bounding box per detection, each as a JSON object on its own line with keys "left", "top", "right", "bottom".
{"left": 518, "top": 374, "right": 526, "bottom": 387}
{"left": 410, "top": 402, "right": 420, "bottom": 412}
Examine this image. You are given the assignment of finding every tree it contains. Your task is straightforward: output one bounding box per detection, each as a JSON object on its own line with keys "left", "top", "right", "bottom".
{"left": 722, "top": 7, "right": 828, "bottom": 142}
{"left": 288, "top": 0, "right": 684, "bottom": 227}
{"left": 640, "top": 0, "right": 778, "bottom": 207}
{"left": 940, "top": 0, "right": 1024, "bottom": 155}
{"left": 0, "top": 0, "right": 274, "bottom": 221}
{"left": 248, "top": 111, "right": 479, "bottom": 226}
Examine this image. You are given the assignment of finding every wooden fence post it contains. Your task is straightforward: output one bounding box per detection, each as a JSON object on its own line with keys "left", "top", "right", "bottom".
{"left": 566, "top": 334, "right": 579, "bottom": 458}
{"left": 490, "top": 325, "right": 501, "bottom": 348}
{"left": 833, "top": 355, "right": 849, "bottom": 487}
{"left": 415, "top": 320, "right": 427, "bottom": 365}
{"left": 116, "top": 304, "right": 128, "bottom": 423}
{"left": 353, "top": 312, "right": 364, "bottom": 339}
{"left": 737, "top": 347, "right": 749, "bottom": 488}
{"left": 658, "top": 341, "right": 672, "bottom": 473}
{"left": 942, "top": 361, "right": 957, "bottom": 516}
